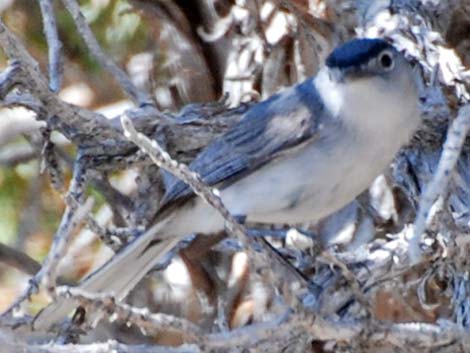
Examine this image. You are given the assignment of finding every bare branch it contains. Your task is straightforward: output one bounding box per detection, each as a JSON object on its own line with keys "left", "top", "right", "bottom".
{"left": 55, "top": 287, "right": 204, "bottom": 343}
{"left": 60, "top": 0, "right": 151, "bottom": 105}
{"left": 410, "top": 104, "right": 470, "bottom": 263}
{"left": 120, "top": 114, "right": 311, "bottom": 313}
{"left": 39, "top": 0, "right": 63, "bottom": 92}
{"left": 0, "top": 243, "right": 41, "bottom": 276}
{"left": 0, "top": 329, "right": 200, "bottom": 353}
{"left": 39, "top": 190, "right": 94, "bottom": 293}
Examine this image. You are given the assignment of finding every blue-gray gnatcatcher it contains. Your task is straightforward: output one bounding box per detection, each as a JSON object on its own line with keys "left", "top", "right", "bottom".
{"left": 34, "top": 38, "right": 420, "bottom": 329}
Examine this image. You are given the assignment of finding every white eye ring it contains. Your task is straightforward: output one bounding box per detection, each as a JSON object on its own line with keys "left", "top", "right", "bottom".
{"left": 378, "top": 50, "right": 395, "bottom": 71}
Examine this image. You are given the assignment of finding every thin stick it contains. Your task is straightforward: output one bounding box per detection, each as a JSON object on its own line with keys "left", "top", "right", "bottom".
{"left": 60, "top": 0, "right": 151, "bottom": 105}
{"left": 39, "top": 0, "right": 63, "bottom": 92}
{"left": 410, "top": 104, "right": 470, "bottom": 263}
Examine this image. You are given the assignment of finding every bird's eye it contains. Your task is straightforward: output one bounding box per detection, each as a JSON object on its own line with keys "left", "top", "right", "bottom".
{"left": 378, "top": 50, "right": 394, "bottom": 71}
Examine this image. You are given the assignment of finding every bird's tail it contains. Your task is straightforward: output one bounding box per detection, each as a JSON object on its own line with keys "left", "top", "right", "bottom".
{"left": 32, "top": 222, "right": 180, "bottom": 331}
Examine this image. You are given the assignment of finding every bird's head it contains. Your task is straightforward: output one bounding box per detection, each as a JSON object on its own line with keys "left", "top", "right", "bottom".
{"left": 316, "top": 38, "right": 420, "bottom": 135}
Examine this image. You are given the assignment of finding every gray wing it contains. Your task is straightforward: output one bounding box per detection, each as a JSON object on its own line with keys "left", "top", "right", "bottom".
{"left": 160, "top": 78, "right": 328, "bottom": 208}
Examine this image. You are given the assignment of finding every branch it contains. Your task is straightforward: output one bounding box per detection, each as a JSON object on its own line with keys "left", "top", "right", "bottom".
{"left": 0, "top": 243, "right": 41, "bottom": 276}
{"left": 120, "top": 114, "right": 311, "bottom": 312}
{"left": 60, "top": 0, "right": 151, "bottom": 105}
{"left": 39, "top": 0, "right": 63, "bottom": 92}
{"left": 0, "top": 329, "right": 199, "bottom": 353}
{"left": 55, "top": 287, "right": 204, "bottom": 343}
{"left": 38, "top": 181, "right": 94, "bottom": 293}
{"left": 1, "top": 192, "right": 94, "bottom": 317}
{"left": 410, "top": 104, "right": 470, "bottom": 263}
{"left": 0, "top": 18, "right": 124, "bottom": 149}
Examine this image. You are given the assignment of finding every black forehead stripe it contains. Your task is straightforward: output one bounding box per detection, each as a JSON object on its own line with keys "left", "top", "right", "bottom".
{"left": 326, "top": 39, "right": 392, "bottom": 69}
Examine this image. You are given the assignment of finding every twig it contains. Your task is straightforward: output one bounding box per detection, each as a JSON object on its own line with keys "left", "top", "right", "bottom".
{"left": 121, "top": 114, "right": 312, "bottom": 299}
{"left": 39, "top": 0, "right": 63, "bottom": 92}
{"left": 1, "top": 196, "right": 94, "bottom": 316}
{"left": 120, "top": 115, "right": 256, "bottom": 263}
{"left": 0, "top": 328, "right": 200, "bottom": 353}
{"left": 0, "top": 18, "right": 123, "bottom": 150}
{"left": 2, "top": 314, "right": 470, "bottom": 352}
{"left": 0, "top": 91, "right": 45, "bottom": 119}
{"left": 60, "top": 0, "right": 151, "bottom": 105}
{"left": 0, "top": 60, "right": 22, "bottom": 98}
{"left": 0, "top": 156, "right": 94, "bottom": 319}
{"left": 5, "top": 192, "right": 91, "bottom": 319}
{"left": 0, "top": 18, "right": 50, "bottom": 94}
{"left": 38, "top": 173, "right": 93, "bottom": 293}
{"left": 410, "top": 104, "right": 470, "bottom": 263}
{"left": 56, "top": 287, "right": 204, "bottom": 343}
{"left": 121, "top": 114, "right": 317, "bottom": 319}
{"left": 0, "top": 243, "right": 41, "bottom": 276}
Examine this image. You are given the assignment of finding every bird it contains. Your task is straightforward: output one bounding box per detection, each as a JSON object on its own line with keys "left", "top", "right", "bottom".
{"left": 33, "top": 38, "right": 421, "bottom": 330}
